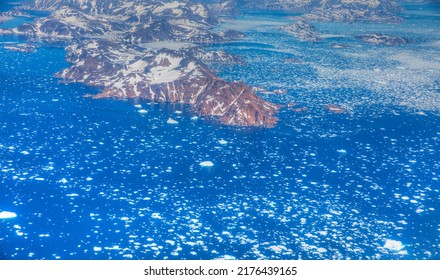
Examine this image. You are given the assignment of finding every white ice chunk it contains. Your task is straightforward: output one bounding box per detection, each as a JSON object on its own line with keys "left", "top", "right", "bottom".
{"left": 218, "top": 255, "right": 236, "bottom": 260}
{"left": 384, "top": 239, "right": 405, "bottom": 252}
{"left": 66, "top": 193, "right": 79, "bottom": 197}
{"left": 0, "top": 211, "right": 17, "bottom": 219}
{"left": 199, "top": 161, "right": 214, "bottom": 167}
{"left": 167, "top": 118, "right": 179, "bottom": 124}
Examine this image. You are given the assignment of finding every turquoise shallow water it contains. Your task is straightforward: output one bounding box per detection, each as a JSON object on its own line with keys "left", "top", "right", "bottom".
{"left": 0, "top": 3, "right": 439, "bottom": 260}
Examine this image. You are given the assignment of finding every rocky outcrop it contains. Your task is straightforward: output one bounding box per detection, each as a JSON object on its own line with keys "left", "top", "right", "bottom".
{"left": 325, "top": 104, "right": 346, "bottom": 114}
{"left": 208, "top": 0, "right": 239, "bottom": 15}
{"left": 282, "top": 20, "right": 321, "bottom": 42}
{"left": 357, "top": 34, "right": 408, "bottom": 46}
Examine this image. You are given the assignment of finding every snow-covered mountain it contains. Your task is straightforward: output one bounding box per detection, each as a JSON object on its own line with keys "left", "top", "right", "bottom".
{"left": 12, "top": 0, "right": 224, "bottom": 42}
{"left": 0, "top": 0, "right": 279, "bottom": 127}
{"left": 58, "top": 39, "right": 279, "bottom": 127}
{"left": 13, "top": 7, "right": 126, "bottom": 39}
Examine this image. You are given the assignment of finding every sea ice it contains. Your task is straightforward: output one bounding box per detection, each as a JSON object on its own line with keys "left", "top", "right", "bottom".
{"left": 199, "top": 161, "right": 214, "bottom": 167}
{"left": 93, "top": 247, "right": 102, "bottom": 252}
{"left": 138, "top": 109, "right": 148, "bottom": 114}
{"left": 218, "top": 140, "right": 228, "bottom": 145}
{"left": 167, "top": 118, "right": 178, "bottom": 124}
{"left": 0, "top": 211, "right": 17, "bottom": 219}
{"left": 384, "top": 239, "right": 405, "bottom": 252}
{"left": 218, "top": 255, "right": 236, "bottom": 260}
{"left": 317, "top": 248, "right": 328, "bottom": 253}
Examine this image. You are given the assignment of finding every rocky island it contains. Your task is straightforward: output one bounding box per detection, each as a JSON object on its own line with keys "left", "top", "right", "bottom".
{"left": 357, "top": 33, "right": 408, "bottom": 46}
{"left": 0, "top": 0, "right": 279, "bottom": 127}
{"left": 282, "top": 20, "right": 321, "bottom": 42}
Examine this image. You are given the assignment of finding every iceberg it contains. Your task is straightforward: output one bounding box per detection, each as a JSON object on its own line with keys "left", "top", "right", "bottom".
{"left": 199, "top": 161, "right": 214, "bottom": 167}
{"left": 384, "top": 239, "right": 405, "bottom": 252}
{"left": 167, "top": 118, "right": 179, "bottom": 124}
{"left": 218, "top": 255, "right": 236, "bottom": 260}
{"left": 0, "top": 211, "right": 17, "bottom": 219}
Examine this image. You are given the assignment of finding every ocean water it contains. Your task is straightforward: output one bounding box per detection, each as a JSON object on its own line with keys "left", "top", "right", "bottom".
{"left": 0, "top": 3, "right": 439, "bottom": 260}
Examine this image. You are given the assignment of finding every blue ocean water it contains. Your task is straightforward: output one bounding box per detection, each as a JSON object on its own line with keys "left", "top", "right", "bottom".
{"left": 0, "top": 3, "right": 439, "bottom": 260}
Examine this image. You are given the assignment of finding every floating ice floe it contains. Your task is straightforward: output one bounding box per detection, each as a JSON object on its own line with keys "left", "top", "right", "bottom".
{"left": 138, "top": 109, "right": 148, "bottom": 114}
{"left": 93, "top": 247, "right": 102, "bottom": 252}
{"left": 0, "top": 211, "right": 17, "bottom": 219}
{"left": 199, "top": 161, "right": 214, "bottom": 167}
{"left": 21, "top": 151, "right": 30, "bottom": 155}
{"left": 218, "top": 139, "right": 228, "bottom": 145}
{"left": 134, "top": 104, "right": 142, "bottom": 109}
{"left": 337, "top": 149, "right": 347, "bottom": 154}
{"left": 217, "top": 255, "right": 236, "bottom": 260}
{"left": 384, "top": 239, "right": 405, "bottom": 252}
{"left": 167, "top": 118, "right": 178, "bottom": 124}
{"left": 317, "top": 247, "right": 328, "bottom": 253}
{"left": 66, "top": 193, "right": 79, "bottom": 197}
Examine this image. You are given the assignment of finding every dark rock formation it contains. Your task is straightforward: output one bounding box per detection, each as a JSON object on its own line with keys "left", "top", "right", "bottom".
{"left": 357, "top": 34, "right": 408, "bottom": 46}
{"left": 282, "top": 20, "right": 321, "bottom": 42}
{"left": 325, "top": 104, "right": 346, "bottom": 113}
